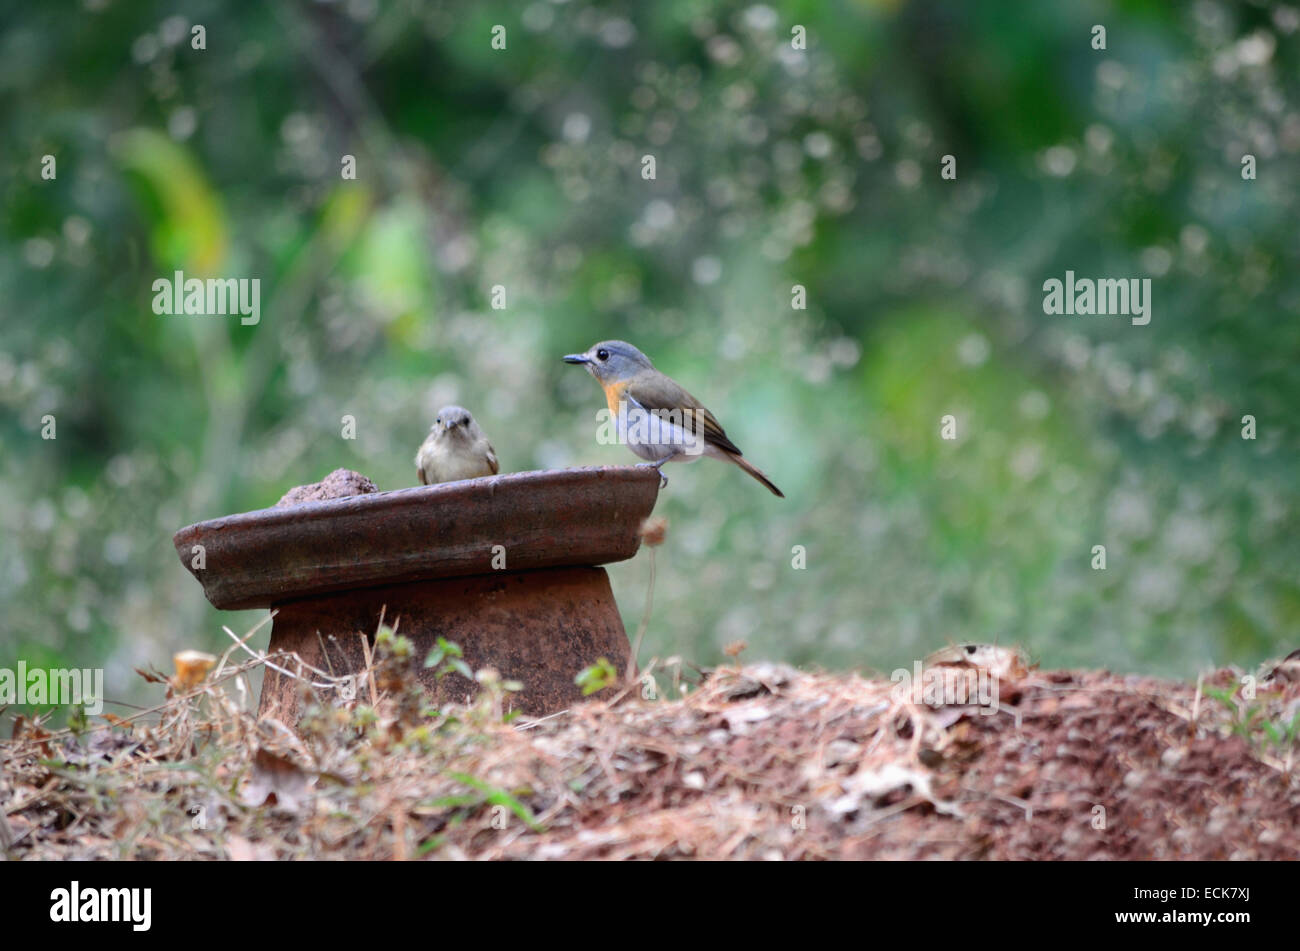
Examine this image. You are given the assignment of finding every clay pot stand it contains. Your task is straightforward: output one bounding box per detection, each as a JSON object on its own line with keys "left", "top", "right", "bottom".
{"left": 173, "top": 467, "right": 659, "bottom": 723}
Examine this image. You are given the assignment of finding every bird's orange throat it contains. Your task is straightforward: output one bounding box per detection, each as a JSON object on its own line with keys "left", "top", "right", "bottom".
{"left": 601, "top": 380, "right": 629, "bottom": 417}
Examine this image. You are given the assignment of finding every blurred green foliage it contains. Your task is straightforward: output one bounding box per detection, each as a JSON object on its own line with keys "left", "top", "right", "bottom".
{"left": 2, "top": 0, "right": 1298, "bottom": 713}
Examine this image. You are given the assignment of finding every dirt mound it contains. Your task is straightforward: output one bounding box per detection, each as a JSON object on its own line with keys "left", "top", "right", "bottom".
{"left": 275, "top": 468, "right": 377, "bottom": 506}
{"left": 3, "top": 650, "right": 1297, "bottom": 860}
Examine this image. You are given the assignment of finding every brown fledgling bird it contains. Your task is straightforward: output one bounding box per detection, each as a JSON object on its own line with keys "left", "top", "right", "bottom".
{"left": 415, "top": 405, "right": 499, "bottom": 485}
{"left": 564, "top": 340, "right": 784, "bottom": 497}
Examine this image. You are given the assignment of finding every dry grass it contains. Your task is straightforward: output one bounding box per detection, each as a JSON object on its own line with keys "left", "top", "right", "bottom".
{"left": 3, "top": 632, "right": 1300, "bottom": 860}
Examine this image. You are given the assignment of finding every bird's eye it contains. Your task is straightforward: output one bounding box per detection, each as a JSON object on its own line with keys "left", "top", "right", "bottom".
{"left": 596, "top": 349, "right": 609, "bottom": 361}
{"left": 435, "top": 418, "right": 441, "bottom": 425}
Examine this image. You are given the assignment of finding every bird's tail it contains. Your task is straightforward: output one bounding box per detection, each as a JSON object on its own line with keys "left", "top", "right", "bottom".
{"left": 729, "top": 454, "right": 785, "bottom": 498}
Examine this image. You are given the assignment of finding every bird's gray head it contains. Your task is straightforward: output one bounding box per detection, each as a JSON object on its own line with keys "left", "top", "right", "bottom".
{"left": 563, "top": 340, "right": 654, "bottom": 384}
{"left": 432, "top": 405, "right": 479, "bottom": 440}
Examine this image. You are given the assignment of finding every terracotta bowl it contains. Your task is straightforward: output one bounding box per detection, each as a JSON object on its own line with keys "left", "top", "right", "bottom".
{"left": 174, "top": 466, "right": 661, "bottom": 610}
{"left": 172, "top": 466, "right": 661, "bottom": 721}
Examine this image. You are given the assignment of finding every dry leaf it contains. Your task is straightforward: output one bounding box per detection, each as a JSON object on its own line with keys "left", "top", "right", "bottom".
{"left": 924, "top": 643, "right": 1031, "bottom": 681}
{"left": 638, "top": 516, "right": 668, "bottom": 546}
{"left": 1262, "top": 649, "right": 1300, "bottom": 685}
{"left": 0, "top": 765, "right": 11, "bottom": 853}
{"left": 225, "top": 834, "right": 275, "bottom": 861}
{"left": 830, "top": 763, "right": 962, "bottom": 819}
{"left": 241, "top": 748, "right": 312, "bottom": 811}
{"left": 172, "top": 650, "right": 217, "bottom": 691}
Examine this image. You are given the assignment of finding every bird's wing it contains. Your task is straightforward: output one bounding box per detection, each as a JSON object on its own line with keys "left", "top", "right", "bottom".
{"left": 486, "top": 443, "right": 499, "bottom": 475}
{"left": 416, "top": 439, "right": 431, "bottom": 485}
{"left": 624, "top": 375, "right": 743, "bottom": 456}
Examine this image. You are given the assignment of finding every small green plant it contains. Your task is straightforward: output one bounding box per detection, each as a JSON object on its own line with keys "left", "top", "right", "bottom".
{"left": 425, "top": 771, "right": 542, "bottom": 832}
{"left": 1258, "top": 711, "right": 1300, "bottom": 750}
{"left": 66, "top": 703, "right": 89, "bottom": 737}
{"left": 374, "top": 624, "right": 413, "bottom": 659}
{"left": 1202, "top": 685, "right": 1300, "bottom": 754}
{"left": 575, "top": 657, "right": 618, "bottom": 696}
{"left": 425, "top": 637, "right": 472, "bottom": 680}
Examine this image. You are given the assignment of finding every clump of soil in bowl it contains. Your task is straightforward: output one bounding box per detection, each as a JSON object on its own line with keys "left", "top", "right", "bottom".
{"left": 276, "top": 468, "right": 378, "bottom": 507}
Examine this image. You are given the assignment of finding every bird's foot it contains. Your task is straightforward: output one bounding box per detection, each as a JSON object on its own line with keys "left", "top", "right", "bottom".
{"left": 636, "top": 457, "right": 673, "bottom": 488}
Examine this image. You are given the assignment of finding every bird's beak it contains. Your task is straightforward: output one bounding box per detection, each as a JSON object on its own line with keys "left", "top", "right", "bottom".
{"left": 563, "top": 353, "right": 590, "bottom": 365}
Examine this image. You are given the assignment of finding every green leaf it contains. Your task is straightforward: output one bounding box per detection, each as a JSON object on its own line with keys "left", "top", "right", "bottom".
{"left": 575, "top": 657, "right": 618, "bottom": 696}
{"left": 112, "top": 128, "right": 227, "bottom": 275}
{"left": 446, "top": 772, "right": 543, "bottom": 832}
{"left": 417, "top": 835, "right": 446, "bottom": 856}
